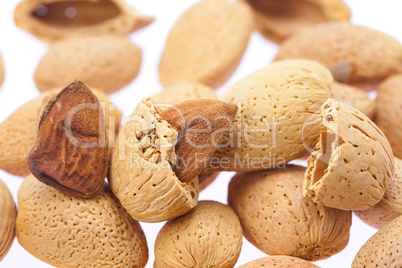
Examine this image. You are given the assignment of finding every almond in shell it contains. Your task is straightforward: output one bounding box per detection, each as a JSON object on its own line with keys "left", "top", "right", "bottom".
{"left": 238, "top": 256, "right": 319, "bottom": 268}
{"left": 0, "top": 179, "right": 17, "bottom": 262}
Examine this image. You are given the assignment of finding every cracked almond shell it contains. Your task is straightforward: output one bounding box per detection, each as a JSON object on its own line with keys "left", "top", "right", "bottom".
{"left": 246, "top": 0, "right": 350, "bottom": 43}
{"left": 0, "top": 87, "right": 121, "bottom": 177}
{"left": 238, "top": 256, "right": 319, "bottom": 268}
{"left": 331, "top": 82, "right": 375, "bottom": 119}
{"left": 109, "top": 99, "right": 199, "bottom": 223}
{"left": 205, "top": 59, "right": 332, "bottom": 172}
{"left": 34, "top": 35, "right": 142, "bottom": 94}
{"left": 14, "top": 0, "right": 154, "bottom": 42}
{"left": 228, "top": 165, "right": 351, "bottom": 261}
{"left": 304, "top": 98, "right": 394, "bottom": 210}
{"left": 355, "top": 157, "right": 402, "bottom": 229}
{"left": 352, "top": 215, "right": 402, "bottom": 267}
{"left": 0, "top": 53, "right": 4, "bottom": 88}
{"left": 159, "top": 0, "right": 254, "bottom": 88}
{"left": 374, "top": 74, "right": 402, "bottom": 159}
{"left": 16, "top": 175, "right": 148, "bottom": 267}
{"left": 154, "top": 201, "right": 242, "bottom": 268}
{"left": 0, "top": 179, "right": 17, "bottom": 262}
{"left": 276, "top": 22, "right": 402, "bottom": 88}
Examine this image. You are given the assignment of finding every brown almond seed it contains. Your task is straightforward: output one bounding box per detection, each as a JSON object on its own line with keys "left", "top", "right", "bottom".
{"left": 27, "top": 81, "right": 109, "bottom": 198}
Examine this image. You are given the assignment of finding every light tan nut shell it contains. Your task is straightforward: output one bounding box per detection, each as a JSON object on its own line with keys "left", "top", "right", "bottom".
{"left": 0, "top": 53, "right": 4, "bottom": 88}
{"left": 0, "top": 87, "right": 121, "bottom": 177}
{"left": 304, "top": 99, "right": 394, "bottom": 210}
{"left": 331, "top": 82, "right": 375, "bottom": 119}
{"left": 229, "top": 165, "right": 351, "bottom": 261}
{"left": 355, "top": 157, "right": 402, "bottom": 229}
{"left": 238, "top": 255, "right": 320, "bottom": 268}
{"left": 154, "top": 201, "right": 242, "bottom": 268}
{"left": 159, "top": 0, "right": 254, "bottom": 88}
{"left": 0, "top": 179, "right": 17, "bottom": 262}
{"left": 246, "top": 0, "right": 350, "bottom": 43}
{"left": 150, "top": 83, "right": 217, "bottom": 110}
{"left": 16, "top": 175, "right": 148, "bottom": 267}
{"left": 109, "top": 99, "right": 199, "bottom": 223}
{"left": 34, "top": 35, "right": 142, "bottom": 94}
{"left": 276, "top": 22, "right": 402, "bottom": 87}
{"left": 14, "top": 0, "right": 154, "bottom": 42}
{"left": 374, "top": 74, "right": 402, "bottom": 158}
{"left": 205, "top": 59, "right": 332, "bottom": 172}
{"left": 352, "top": 215, "right": 402, "bottom": 268}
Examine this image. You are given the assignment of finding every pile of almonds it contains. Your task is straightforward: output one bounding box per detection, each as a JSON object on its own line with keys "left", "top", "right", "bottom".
{"left": 0, "top": 0, "right": 401, "bottom": 267}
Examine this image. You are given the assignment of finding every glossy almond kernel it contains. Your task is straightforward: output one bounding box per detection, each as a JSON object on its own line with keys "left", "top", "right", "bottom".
{"left": 16, "top": 175, "right": 148, "bottom": 267}
{"left": 304, "top": 99, "right": 394, "bottom": 210}
{"left": 14, "top": 0, "right": 154, "bottom": 42}
{"left": 34, "top": 35, "right": 142, "bottom": 94}
{"left": 154, "top": 201, "right": 242, "bottom": 268}
{"left": 276, "top": 22, "right": 402, "bottom": 89}
{"left": 229, "top": 165, "right": 351, "bottom": 261}
{"left": 374, "top": 74, "right": 402, "bottom": 158}
{"left": 238, "top": 256, "right": 319, "bottom": 268}
{"left": 0, "top": 179, "right": 17, "bottom": 262}
{"left": 159, "top": 0, "right": 254, "bottom": 88}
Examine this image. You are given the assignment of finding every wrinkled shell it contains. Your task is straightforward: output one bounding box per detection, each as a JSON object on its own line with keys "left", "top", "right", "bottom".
{"left": 276, "top": 22, "right": 402, "bottom": 87}
{"left": 109, "top": 99, "right": 199, "bottom": 222}
{"left": 205, "top": 59, "right": 332, "bottom": 172}
{"left": 14, "top": 0, "right": 154, "bottom": 42}
{"left": 238, "top": 256, "right": 319, "bottom": 268}
{"left": 34, "top": 35, "right": 142, "bottom": 94}
{"left": 355, "top": 157, "right": 402, "bottom": 229}
{"left": 247, "top": 0, "right": 350, "bottom": 43}
{"left": 16, "top": 175, "right": 148, "bottom": 267}
{"left": 150, "top": 83, "right": 217, "bottom": 110}
{"left": 304, "top": 99, "right": 394, "bottom": 210}
{"left": 159, "top": 0, "right": 254, "bottom": 88}
{"left": 352, "top": 215, "right": 402, "bottom": 268}
{"left": 229, "top": 165, "right": 351, "bottom": 261}
{"left": 154, "top": 201, "right": 242, "bottom": 268}
{"left": 0, "top": 53, "right": 4, "bottom": 88}
{"left": 0, "top": 179, "right": 17, "bottom": 262}
{"left": 331, "top": 82, "right": 375, "bottom": 119}
{"left": 375, "top": 74, "right": 402, "bottom": 158}
{"left": 0, "top": 87, "right": 121, "bottom": 177}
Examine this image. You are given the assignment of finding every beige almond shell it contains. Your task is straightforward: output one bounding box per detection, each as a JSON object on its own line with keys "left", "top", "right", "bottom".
{"left": 238, "top": 256, "right": 320, "bottom": 268}
{"left": 150, "top": 83, "right": 217, "bottom": 110}
{"left": 0, "top": 179, "right": 17, "bottom": 262}
{"left": 0, "top": 53, "right": 4, "bottom": 88}
{"left": 16, "top": 175, "right": 148, "bottom": 267}
{"left": 355, "top": 157, "right": 402, "bottom": 229}
{"left": 352, "top": 215, "right": 402, "bottom": 268}
{"left": 331, "top": 81, "right": 375, "bottom": 119}
{"left": 109, "top": 99, "right": 199, "bottom": 223}
{"left": 154, "top": 201, "right": 242, "bottom": 268}
{"left": 276, "top": 22, "right": 402, "bottom": 86}
{"left": 205, "top": 59, "right": 332, "bottom": 172}
{"left": 247, "top": 0, "right": 350, "bottom": 43}
{"left": 304, "top": 99, "right": 394, "bottom": 210}
{"left": 0, "top": 87, "right": 121, "bottom": 177}
{"left": 228, "top": 165, "right": 351, "bottom": 261}
{"left": 14, "top": 0, "right": 154, "bottom": 42}
{"left": 34, "top": 35, "right": 142, "bottom": 94}
{"left": 159, "top": 0, "right": 254, "bottom": 89}
{"left": 374, "top": 74, "right": 402, "bottom": 158}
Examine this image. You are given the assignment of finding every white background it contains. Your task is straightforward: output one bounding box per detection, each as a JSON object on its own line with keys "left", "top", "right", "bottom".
{"left": 0, "top": 1, "right": 401, "bottom": 267}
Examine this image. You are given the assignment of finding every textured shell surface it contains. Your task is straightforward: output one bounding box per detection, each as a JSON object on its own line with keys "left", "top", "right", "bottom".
{"left": 238, "top": 255, "right": 320, "bottom": 268}
{"left": 0, "top": 179, "right": 17, "bottom": 262}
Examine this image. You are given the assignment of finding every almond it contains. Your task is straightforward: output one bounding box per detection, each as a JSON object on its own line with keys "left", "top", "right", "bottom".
{"left": 0, "top": 179, "right": 17, "bottom": 262}
{"left": 238, "top": 256, "right": 319, "bottom": 268}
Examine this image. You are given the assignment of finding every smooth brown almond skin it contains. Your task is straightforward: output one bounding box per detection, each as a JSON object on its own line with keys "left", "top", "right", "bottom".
{"left": 355, "top": 157, "right": 402, "bottom": 229}
{"left": 0, "top": 179, "right": 17, "bottom": 262}
{"left": 228, "top": 165, "right": 351, "bottom": 261}
{"left": 154, "top": 201, "right": 243, "bottom": 268}
{"left": 276, "top": 22, "right": 402, "bottom": 87}
{"left": 374, "top": 74, "right": 402, "bottom": 158}
{"left": 16, "top": 175, "right": 148, "bottom": 268}
{"left": 34, "top": 35, "right": 142, "bottom": 94}
{"left": 159, "top": 0, "right": 254, "bottom": 88}
{"left": 352, "top": 215, "right": 402, "bottom": 268}
{"left": 27, "top": 81, "right": 109, "bottom": 198}
{"left": 238, "top": 256, "right": 319, "bottom": 268}
{"left": 0, "top": 53, "right": 4, "bottom": 88}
